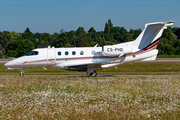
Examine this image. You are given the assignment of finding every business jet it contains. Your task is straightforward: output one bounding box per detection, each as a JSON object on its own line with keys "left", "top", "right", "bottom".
{"left": 4, "top": 21, "right": 175, "bottom": 77}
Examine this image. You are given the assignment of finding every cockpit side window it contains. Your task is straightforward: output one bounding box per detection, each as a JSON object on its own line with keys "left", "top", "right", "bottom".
{"left": 25, "top": 51, "right": 32, "bottom": 56}
{"left": 24, "top": 51, "right": 39, "bottom": 56}
{"left": 31, "top": 51, "right": 38, "bottom": 55}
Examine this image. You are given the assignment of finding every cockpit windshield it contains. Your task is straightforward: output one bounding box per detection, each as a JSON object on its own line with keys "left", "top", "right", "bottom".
{"left": 24, "top": 51, "right": 39, "bottom": 56}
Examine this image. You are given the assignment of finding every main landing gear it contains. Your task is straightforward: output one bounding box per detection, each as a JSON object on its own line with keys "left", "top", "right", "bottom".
{"left": 87, "top": 67, "right": 97, "bottom": 77}
{"left": 90, "top": 71, "right": 97, "bottom": 77}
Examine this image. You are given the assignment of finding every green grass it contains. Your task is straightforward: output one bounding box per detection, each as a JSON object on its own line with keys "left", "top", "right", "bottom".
{"left": 1, "top": 62, "right": 179, "bottom": 75}
{"left": 98, "top": 62, "right": 180, "bottom": 75}
{"left": 0, "top": 76, "right": 180, "bottom": 119}
{"left": 157, "top": 55, "right": 180, "bottom": 58}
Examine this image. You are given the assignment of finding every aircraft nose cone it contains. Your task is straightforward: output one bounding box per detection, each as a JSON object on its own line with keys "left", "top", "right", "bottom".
{"left": 4, "top": 61, "right": 14, "bottom": 67}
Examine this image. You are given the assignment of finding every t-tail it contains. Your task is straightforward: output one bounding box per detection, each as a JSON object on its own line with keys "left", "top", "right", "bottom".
{"left": 101, "top": 21, "right": 175, "bottom": 68}
{"left": 133, "top": 21, "right": 175, "bottom": 50}
{"left": 130, "top": 21, "right": 175, "bottom": 61}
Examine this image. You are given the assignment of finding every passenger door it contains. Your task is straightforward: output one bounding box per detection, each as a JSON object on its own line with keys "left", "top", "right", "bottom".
{"left": 47, "top": 48, "right": 56, "bottom": 65}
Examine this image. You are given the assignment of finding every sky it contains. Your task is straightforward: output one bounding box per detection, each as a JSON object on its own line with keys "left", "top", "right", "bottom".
{"left": 0, "top": 0, "right": 179, "bottom": 34}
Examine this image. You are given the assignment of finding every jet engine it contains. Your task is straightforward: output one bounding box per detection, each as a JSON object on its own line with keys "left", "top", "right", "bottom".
{"left": 102, "top": 45, "right": 132, "bottom": 56}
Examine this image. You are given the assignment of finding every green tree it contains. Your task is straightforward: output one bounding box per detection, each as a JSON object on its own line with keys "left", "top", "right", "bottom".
{"left": 41, "top": 33, "right": 50, "bottom": 45}
{"left": 104, "top": 22, "right": 109, "bottom": 34}
{"left": 0, "top": 52, "right": 3, "bottom": 58}
{"left": 6, "top": 35, "right": 34, "bottom": 57}
{"left": 76, "top": 27, "right": 85, "bottom": 38}
{"left": 52, "top": 32, "right": 68, "bottom": 47}
{"left": 34, "top": 33, "right": 42, "bottom": 48}
{"left": 133, "top": 29, "right": 142, "bottom": 39}
{"left": 88, "top": 27, "right": 97, "bottom": 42}
{"left": 124, "top": 32, "right": 133, "bottom": 42}
{"left": 97, "top": 35, "right": 103, "bottom": 45}
{"left": 6, "top": 50, "right": 17, "bottom": 57}
{"left": 104, "top": 19, "right": 114, "bottom": 41}
{"left": 22, "top": 27, "right": 34, "bottom": 40}
{"left": 22, "top": 27, "right": 38, "bottom": 48}
{"left": 10, "top": 31, "right": 21, "bottom": 41}
{"left": 87, "top": 42, "right": 98, "bottom": 47}
{"left": 104, "top": 19, "right": 113, "bottom": 34}
{"left": 111, "top": 27, "right": 127, "bottom": 42}
{"left": 3, "top": 31, "right": 11, "bottom": 41}
{"left": 108, "top": 19, "right": 113, "bottom": 33}
{"left": 2, "top": 38, "right": 8, "bottom": 47}
{"left": 172, "top": 27, "right": 178, "bottom": 34}
{"left": 67, "top": 30, "right": 75, "bottom": 45}
{"left": 175, "top": 28, "right": 180, "bottom": 39}
{"left": 0, "top": 32, "right": 3, "bottom": 45}
{"left": 71, "top": 34, "right": 78, "bottom": 47}
{"left": 78, "top": 34, "right": 88, "bottom": 47}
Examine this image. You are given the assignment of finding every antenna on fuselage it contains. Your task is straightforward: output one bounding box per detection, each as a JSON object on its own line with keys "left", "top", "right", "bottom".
{"left": 94, "top": 44, "right": 98, "bottom": 47}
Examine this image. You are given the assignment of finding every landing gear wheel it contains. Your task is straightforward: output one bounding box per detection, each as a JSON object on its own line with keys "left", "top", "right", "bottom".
{"left": 90, "top": 71, "right": 97, "bottom": 77}
{"left": 20, "top": 73, "right": 24, "bottom": 77}
{"left": 19, "top": 69, "right": 24, "bottom": 77}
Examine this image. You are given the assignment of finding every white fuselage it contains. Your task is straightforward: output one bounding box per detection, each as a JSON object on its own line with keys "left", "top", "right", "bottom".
{"left": 4, "top": 47, "right": 116, "bottom": 68}
{"left": 4, "top": 45, "right": 158, "bottom": 70}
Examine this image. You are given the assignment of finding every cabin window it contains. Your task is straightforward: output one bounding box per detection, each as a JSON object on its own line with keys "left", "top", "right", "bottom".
{"left": 80, "top": 51, "right": 84, "bottom": 55}
{"left": 25, "top": 51, "right": 39, "bottom": 56}
{"left": 72, "top": 51, "right": 76, "bottom": 55}
{"left": 58, "top": 52, "right": 61, "bottom": 56}
{"left": 92, "top": 50, "right": 95, "bottom": 55}
{"left": 65, "top": 51, "right": 68, "bottom": 55}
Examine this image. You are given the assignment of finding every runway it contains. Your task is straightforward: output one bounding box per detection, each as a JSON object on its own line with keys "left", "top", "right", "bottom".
{"left": 139, "top": 59, "right": 180, "bottom": 62}
{"left": 0, "top": 59, "right": 180, "bottom": 63}
{"left": 0, "top": 60, "right": 9, "bottom": 63}
{"left": 0, "top": 74, "right": 179, "bottom": 78}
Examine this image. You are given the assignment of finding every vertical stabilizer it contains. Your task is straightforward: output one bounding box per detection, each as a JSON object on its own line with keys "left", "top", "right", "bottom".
{"left": 133, "top": 21, "right": 175, "bottom": 50}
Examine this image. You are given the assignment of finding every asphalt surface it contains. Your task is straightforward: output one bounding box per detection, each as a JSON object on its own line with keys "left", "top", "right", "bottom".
{"left": 0, "top": 60, "right": 9, "bottom": 63}
{"left": 1, "top": 59, "right": 180, "bottom": 63}
{"left": 0, "top": 74, "right": 179, "bottom": 78}
{"left": 138, "top": 59, "right": 180, "bottom": 62}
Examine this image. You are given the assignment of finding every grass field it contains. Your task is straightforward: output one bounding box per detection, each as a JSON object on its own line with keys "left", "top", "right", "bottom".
{"left": 0, "top": 62, "right": 180, "bottom": 119}
{"left": 0, "top": 62, "right": 180, "bottom": 75}
{"left": 0, "top": 76, "right": 180, "bottom": 119}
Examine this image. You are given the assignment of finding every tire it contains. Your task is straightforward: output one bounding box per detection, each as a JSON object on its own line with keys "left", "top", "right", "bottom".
{"left": 90, "top": 71, "right": 97, "bottom": 77}
{"left": 20, "top": 73, "right": 24, "bottom": 77}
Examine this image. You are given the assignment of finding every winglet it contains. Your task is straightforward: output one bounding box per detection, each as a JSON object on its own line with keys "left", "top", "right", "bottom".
{"left": 168, "top": 21, "right": 176, "bottom": 24}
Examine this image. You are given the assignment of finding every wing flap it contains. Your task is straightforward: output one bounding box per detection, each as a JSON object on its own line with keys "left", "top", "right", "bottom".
{"left": 67, "top": 61, "right": 109, "bottom": 67}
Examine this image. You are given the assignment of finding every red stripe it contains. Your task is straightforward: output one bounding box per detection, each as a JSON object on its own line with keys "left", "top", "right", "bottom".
{"left": 126, "top": 41, "right": 159, "bottom": 57}
{"left": 146, "top": 41, "right": 159, "bottom": 50}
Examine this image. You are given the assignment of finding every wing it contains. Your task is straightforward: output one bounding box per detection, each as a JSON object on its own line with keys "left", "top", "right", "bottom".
{"left": 67, "top": 61, "right": 109, "bottom": 67}
{"left": 55, "top": 61, "right": 110, "bottom": 69}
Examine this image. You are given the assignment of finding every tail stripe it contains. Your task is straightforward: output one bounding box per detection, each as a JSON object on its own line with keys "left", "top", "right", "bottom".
{"left": 128, "top": 40, "right": 159, "bottom": 56}
{"left": 117, "top": 39, "right": 159, "bottom": 60}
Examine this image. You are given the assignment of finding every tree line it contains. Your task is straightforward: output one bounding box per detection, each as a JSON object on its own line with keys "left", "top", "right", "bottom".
{"left": 0, "top": 19, "right": 180, "bottom": 58}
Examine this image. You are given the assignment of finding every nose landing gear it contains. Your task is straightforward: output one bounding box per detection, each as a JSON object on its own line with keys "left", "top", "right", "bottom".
{"left": 19, "top": 69, "right": 24, "bottom": 77}
{"left": 7, "top": 67, "right": 24, "bottom": 77}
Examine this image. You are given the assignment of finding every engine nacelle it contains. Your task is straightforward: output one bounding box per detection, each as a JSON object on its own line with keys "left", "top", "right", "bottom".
{"left": 102, "top": 45, "right": 132, "bottom": 56}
